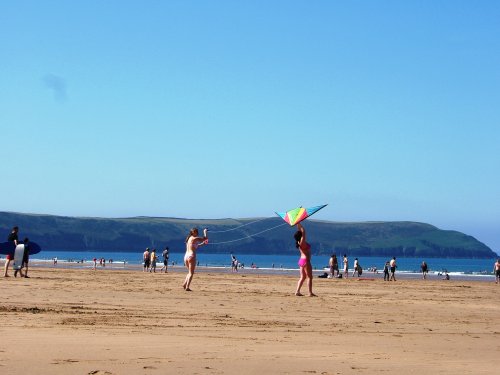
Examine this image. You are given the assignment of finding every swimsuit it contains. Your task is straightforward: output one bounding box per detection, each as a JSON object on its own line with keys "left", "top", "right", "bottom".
{"left": 298, "top": 242, "right": 311, "bottom": 267}
{"left": 184, "top": 237, "right": 199, "bottom": 263}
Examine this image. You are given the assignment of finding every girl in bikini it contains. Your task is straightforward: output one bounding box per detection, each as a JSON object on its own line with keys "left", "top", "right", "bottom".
{"left": 294, "top": 223, "right": 316, "bottom": 297}
{"left": 182, "top": 227, "right": 208, "bottom": 291}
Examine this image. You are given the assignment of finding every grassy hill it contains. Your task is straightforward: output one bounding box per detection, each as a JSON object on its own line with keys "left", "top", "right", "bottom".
{"left": 0, "top": 211, "right": 495, "bottom": 258}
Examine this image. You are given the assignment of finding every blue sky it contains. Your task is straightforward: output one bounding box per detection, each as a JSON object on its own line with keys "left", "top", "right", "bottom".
{"left": 1, "top": 1, "right": 499, "bottom": 252}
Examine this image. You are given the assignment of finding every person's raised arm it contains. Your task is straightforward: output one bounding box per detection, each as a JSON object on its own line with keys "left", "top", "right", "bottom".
{"left": 296, "top": 223, "right": 306, "bottom": 243}
{"left": 194, "top": 228, "right": 209, "bottom": 245}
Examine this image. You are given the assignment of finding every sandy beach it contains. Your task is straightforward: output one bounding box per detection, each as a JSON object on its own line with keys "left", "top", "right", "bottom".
{"left": 1, "top": 266, "right": 498, "bottom": 375}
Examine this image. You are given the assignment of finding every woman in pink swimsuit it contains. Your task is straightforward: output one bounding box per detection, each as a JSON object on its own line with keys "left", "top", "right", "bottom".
{"left": 293, "top": 223, "right": 316, "bottom": 296}
{"left": 182, "top": 227, "right": 208, "bottom": 291}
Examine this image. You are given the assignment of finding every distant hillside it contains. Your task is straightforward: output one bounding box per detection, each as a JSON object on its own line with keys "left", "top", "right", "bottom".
{"left": 0, "top": 211, "right": 496, "bottom": 258}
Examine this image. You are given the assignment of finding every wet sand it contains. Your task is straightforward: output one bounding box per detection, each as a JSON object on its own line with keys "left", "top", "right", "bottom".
{"left": 1, "top": 266, "right": 498, "bottom": 374}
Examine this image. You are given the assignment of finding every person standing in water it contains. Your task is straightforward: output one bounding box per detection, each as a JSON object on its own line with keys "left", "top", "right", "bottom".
{"left": 182, "top": 228, "right": 208, "bottom": 291}
{"left": 294, "top": 223, "right": 316, "bottom": 297}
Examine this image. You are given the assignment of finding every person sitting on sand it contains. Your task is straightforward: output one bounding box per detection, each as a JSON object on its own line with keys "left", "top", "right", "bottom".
{"left": 182, "top": 228, "right": 208, "bottom": 291}
{"left": 294, "top": 223, "right": 316, "bottom": 297}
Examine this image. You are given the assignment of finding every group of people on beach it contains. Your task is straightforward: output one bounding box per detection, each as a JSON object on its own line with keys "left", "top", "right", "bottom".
{"left": 169, "top": 224, "right": 317, "bottom": 296}
{"left": 5, "top": 223, "right": 500, "bottom": 290}
{"left": 142, "top": 247, "right": 170, "bottom": 273}
{"left": 142, "top": 224, "right": 500, "bottom": 296}
{"left": 3, "top": 226, "right": 31, "bottom": 278}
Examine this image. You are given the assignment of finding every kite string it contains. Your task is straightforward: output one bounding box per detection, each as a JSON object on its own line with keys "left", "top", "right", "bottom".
{"left": 208, "top": 217, "right": 275, "bottom": 233}
{"left": 207, "top": 222, "right": 288, "bottom": 245}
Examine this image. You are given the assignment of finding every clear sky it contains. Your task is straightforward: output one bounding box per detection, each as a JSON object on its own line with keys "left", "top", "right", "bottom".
{"left": 1, "top": 1, "right": 499, "bottom": 252}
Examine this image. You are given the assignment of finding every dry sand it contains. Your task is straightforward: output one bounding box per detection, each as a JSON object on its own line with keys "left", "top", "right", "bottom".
{"left": 0, "top": 266, "right": 498, "bottom": 374}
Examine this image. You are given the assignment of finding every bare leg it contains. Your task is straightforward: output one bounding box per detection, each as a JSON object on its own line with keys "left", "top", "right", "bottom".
{"left": 305, "top": 263, "right": 316, "bottom": 297}
{"left": 183, "top": 259, "right": 196, "bottom": 291}
{"left": 3, "top": 259, "right": 11, "bottom": 277}
{"left": 295, "top": 267, "right": 306, "bottom": 296}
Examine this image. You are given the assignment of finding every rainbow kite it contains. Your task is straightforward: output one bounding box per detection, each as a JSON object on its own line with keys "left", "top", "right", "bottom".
{"left": 275, "top": 204, "right": 327, "bottom": 226}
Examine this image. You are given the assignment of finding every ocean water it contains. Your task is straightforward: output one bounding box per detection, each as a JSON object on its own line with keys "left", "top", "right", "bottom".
{"left": 33, "top": 250, "right": 497, "bottom": 277}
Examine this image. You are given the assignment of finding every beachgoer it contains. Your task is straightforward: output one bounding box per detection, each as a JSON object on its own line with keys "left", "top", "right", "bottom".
{"left": 332, "top": 254, "right": 339, "bottom": 277}
{"left": 390, "top": 257, "right": 397, "bottom": 281}
{"left": 421, "top": 261, "right": 428, "bottom": 280}
{"left": 182, "top": 228, "right": 208, "bottom": 291}
{"left": 343, "top": 254, "right": 349, "bottom": 279}
{"left": 328, "top": 254, "right": 338, "bottom": 278}
{"left": 231, "top": 254, "right": 238, "bottom": 272}
{"left": 494, "top": 259, "right": 500, "bottom": 284}
{"left": 93, "top": 258, "right": 97, "bottom": 270}
{"left": 160, "top": 247, "right": 169, "bottom": 273}
{"left": 442, "top": 272, "right": 450, "bottom": 280}
{"left": 20, "top": 237, "right": 30, "bottom": 278}
{"left": 150, "top": 249, "right": 157, "bottom": 273}
{"left": 383, "top": 261, "right": 390, "bottom": 281}
{"left": 352, "top": 258, "right": 360, "bottom": 277}
{"left": 143, "top": 248, "right": 150, "bottom": 272}
{"left": 4, "top": 226, "right": 19, "bottom": 277}
{"left": 294, "top": 223, "right": 316, "bottom": 297}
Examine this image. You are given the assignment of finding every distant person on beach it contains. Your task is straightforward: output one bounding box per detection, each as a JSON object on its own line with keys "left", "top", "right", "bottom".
{"left": 494, "top": 259, "right": 500, "bottom": 284}
{"left": 182, "top": 228, "right": 208, "bottom": 291}
{"left": 143, "top": 248, "right": 150, "bottom": 272}
{"left": 343, "top": 254, "right": 349, "bottom": 279}
{"left": 352, "top": 258, "right": 360, "bottom": 277}
{"left": 93, "top": 258, "right": 97, "bottom": 270}
{"left": 231, "top": 254, "right": 238, "bottom": 272}
{"left": 4, "top": 226, "right": 19, "bottom": 277}
{"left": 293, "top": 223, "right": 316, "bottom": 297}
{"left": 421, "top": 261, "right": 428, "bottom": 280}
{"left": 160, "top": 247, "right": 169, "bottom": 273}
{"left": 442, "top": 272, "right": 450, "bottom": 280}
{"left": 383, "top": 261, "right": 390, "bottom": 281}
{"left": 19, "top": 237, "right": 30, "bottom": 278}
{"left": 390, "top": 257, "right": 397, "bottom": 281}
{"left": 150, "top": 249, "right": 157, "bottom": 273}
{"left": 329, "top": 254, "right": 339, "bottom": 278}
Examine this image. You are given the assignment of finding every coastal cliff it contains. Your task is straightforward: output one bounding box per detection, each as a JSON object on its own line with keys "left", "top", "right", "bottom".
{"left": 0, "top": 211, "right": 495, "bottom": 258}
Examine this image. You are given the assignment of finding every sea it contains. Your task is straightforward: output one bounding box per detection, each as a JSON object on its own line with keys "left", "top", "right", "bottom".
{"left": 30, "top": 250, "right": 498, "bottom": 282}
